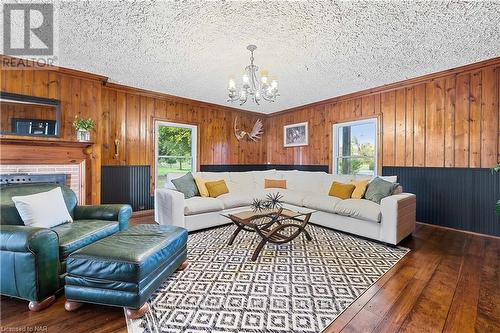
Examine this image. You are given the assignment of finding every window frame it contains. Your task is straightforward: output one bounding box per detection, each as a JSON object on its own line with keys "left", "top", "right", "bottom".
{"left": 154, "top": 120, "right": 198, "bottom": 189}
{"left": 332, "top": 117, "right": 378, "bottom": 176}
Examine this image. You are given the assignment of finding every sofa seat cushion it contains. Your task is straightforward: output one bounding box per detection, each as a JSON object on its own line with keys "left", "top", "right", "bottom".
{"left": 217, "top": 193, "right": 252, "bottom": 209}
{"left": 184, "top": 197, "right": 224, "bottom": 215}
{"left": 333, "top": 199, "right": 381, "bottom": 223}
{"left": 52, "top": 220, "right": 119, "bottom": 259}
{"left": 66, "top": 225, "right": 188, "bottom": 283}
{"left": 303, "top": 194, "right": 342, "bottom": 214}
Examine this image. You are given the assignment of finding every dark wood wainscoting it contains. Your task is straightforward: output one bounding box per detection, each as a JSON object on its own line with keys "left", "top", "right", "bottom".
{"left": 383, "top": 166, "right": 500, "bottom": 236}
{"left": 101, "top": 166, "right": 154, "bottom": 211}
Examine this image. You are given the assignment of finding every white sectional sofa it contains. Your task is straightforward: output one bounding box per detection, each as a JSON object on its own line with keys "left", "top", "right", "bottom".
{"left": 154, "top": 170, "right": 416, "bottom": 245}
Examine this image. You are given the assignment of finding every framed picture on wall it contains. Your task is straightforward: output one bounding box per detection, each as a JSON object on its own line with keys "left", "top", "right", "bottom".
{"left": 284, "top": 122, "right": 308, "bottom": 147}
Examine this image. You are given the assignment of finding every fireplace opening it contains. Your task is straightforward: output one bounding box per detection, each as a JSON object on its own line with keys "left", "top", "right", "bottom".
{"left": 0, "top": 174, "right": 67, "bottom": 186}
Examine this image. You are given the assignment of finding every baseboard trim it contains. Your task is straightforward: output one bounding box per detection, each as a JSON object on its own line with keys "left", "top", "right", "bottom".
{"left": 416, "top": 221, "right": 500, "bottom": 240}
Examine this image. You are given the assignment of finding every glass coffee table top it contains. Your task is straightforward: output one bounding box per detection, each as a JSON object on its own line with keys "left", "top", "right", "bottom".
{"left": 221, "top": 205, "right": 316, "bottom": 261}
{"left": 221, "top": 204, "right": 316, "bottom": 221}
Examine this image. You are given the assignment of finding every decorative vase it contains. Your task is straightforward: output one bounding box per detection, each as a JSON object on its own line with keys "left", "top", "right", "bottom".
{"left": 76, "top": 130, "right": 91, "bottom": 142}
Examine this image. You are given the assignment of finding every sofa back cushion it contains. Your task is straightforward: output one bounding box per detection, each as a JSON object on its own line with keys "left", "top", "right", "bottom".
{"left": 253, "top": 170, "right": 280, "bottom": 190}
{"left": 278, "top": 170, "right": 328, "bottom": 193}
{"left": 323, "top": 174, "right": 354, "bottom": 194}
{"left": 229, "top": 171, "right": 258, "bottom": 193}
{"left": 0, "top": 183, "right": 77, "bottom": 225}
{"left": 196, "top": 172, "right": 231, "bottom": 182}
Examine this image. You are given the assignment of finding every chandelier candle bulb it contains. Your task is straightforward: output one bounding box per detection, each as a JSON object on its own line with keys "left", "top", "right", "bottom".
{"left": 261, "top": 69, "right": 269, "bottom": 84}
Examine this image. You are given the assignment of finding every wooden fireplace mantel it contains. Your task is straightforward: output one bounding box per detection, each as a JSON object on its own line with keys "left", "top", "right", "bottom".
{"left": 0, "top": 135, "right": 95, "bottom": 147}
{"left": 0, "top": 136, "right": 101, "bottom": 204}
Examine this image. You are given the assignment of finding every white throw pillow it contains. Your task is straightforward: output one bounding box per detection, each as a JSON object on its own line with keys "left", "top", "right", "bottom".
{"left": 12, "top": 187, "right": 73, "bottom": 228}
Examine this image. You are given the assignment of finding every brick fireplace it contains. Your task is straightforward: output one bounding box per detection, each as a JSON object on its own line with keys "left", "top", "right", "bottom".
{"left": 0, "top": 139, "right": 100, "bottom": 205}
{"left": 0, "top": 163, "right": 85, "bottom": 203}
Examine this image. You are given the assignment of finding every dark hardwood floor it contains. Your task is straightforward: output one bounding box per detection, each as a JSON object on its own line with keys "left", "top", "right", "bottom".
{"left": 1, "top": 215, "right": 499, "bottom": 333}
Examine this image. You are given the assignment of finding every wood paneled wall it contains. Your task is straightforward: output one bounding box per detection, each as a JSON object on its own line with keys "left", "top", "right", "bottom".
{"left": 100, "top": 84, "right": 266, "bottom": 167}
{"left": 0, "top": 66, "right": 104, "bottom": 142}
{"left": 2, "top": 56, "right": 500, "bottom": 205}
{"left": 1, "top": 57, "right": 266, "bottom": 202}
{"left": 0, "top": 63, "right": 104, "bottom": 203}
{"left": 266, "top": 59, "right": 500, "bottom": 171}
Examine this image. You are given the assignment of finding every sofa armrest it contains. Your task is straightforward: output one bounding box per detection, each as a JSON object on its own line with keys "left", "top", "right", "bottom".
{"left": 380, "top": 193, "right": 416, "bottom": 245}
{"left": 154, "top": 189, "right": 185, "bottom": 228}
{"left": 0, "top": 225, "right": 59, "bottom": 301}
{"left": 74, "top": 204, "right": 132, "bottom": 231}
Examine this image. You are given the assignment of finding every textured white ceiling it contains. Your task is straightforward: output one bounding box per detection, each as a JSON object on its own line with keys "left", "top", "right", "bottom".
{"left": 44, "top": 1, "right": 500, "bottom": 113}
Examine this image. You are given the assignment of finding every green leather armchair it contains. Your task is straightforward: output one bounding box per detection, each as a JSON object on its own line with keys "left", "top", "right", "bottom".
{"left": 0, "top": 183, "right": 132, "bottom": 311}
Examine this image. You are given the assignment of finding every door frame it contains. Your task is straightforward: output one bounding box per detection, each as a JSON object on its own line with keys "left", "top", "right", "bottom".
{"left": 153, "top": 120, "right": 199, "bottom": 191}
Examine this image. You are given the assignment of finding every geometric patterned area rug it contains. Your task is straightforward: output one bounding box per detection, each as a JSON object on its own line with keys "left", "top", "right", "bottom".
{"left": 126, "top": 224, "right": 409, "bottom": 333}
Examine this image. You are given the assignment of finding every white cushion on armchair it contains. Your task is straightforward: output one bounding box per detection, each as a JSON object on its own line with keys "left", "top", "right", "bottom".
{"left": 12, "top": 187, "right": 73, "bottom": 228}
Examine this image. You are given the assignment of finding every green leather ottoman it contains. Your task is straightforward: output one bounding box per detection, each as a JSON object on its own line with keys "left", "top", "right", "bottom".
{"left": 64, "top": 224, "right": 188, "bottom": 318}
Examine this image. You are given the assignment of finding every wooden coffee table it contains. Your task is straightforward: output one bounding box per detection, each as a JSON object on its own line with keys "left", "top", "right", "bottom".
{"left": 223, "top": 207, "right": 314, "bottom": 261}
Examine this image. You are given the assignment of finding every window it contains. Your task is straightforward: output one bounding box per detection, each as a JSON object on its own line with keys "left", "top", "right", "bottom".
{"left": 155, "top": 121, "right": 197, "bottom": 188}
{"left": 333, "top": 118, "right": 377, "bottom": 176}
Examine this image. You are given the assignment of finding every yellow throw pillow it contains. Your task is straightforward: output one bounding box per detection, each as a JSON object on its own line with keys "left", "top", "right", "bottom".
{"left": 328, "top": 181, "right": 356, "bottom": 199}
{"left": 350, "top": 179, "right": 370, "bottom": 199}
{"left": 194, "top": 177, "right": 209, "bottom": 197}
{"left": 205, "top": 180, "right": 229, "bottom": 198}
{"left": 264, "top": 179, "right": 287, "bottom": 189}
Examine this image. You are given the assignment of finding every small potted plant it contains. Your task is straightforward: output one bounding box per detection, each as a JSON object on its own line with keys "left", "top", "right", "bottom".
{"left": 73, "top": 116, "right": 95, "bottom": 142}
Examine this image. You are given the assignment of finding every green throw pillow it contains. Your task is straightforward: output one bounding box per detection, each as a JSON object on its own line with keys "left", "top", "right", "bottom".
{"left": 364, "top": 177, "right": 399, "bottom": 204}
{"left": 172, "top": 172, "right": 200, "bottom": 199}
